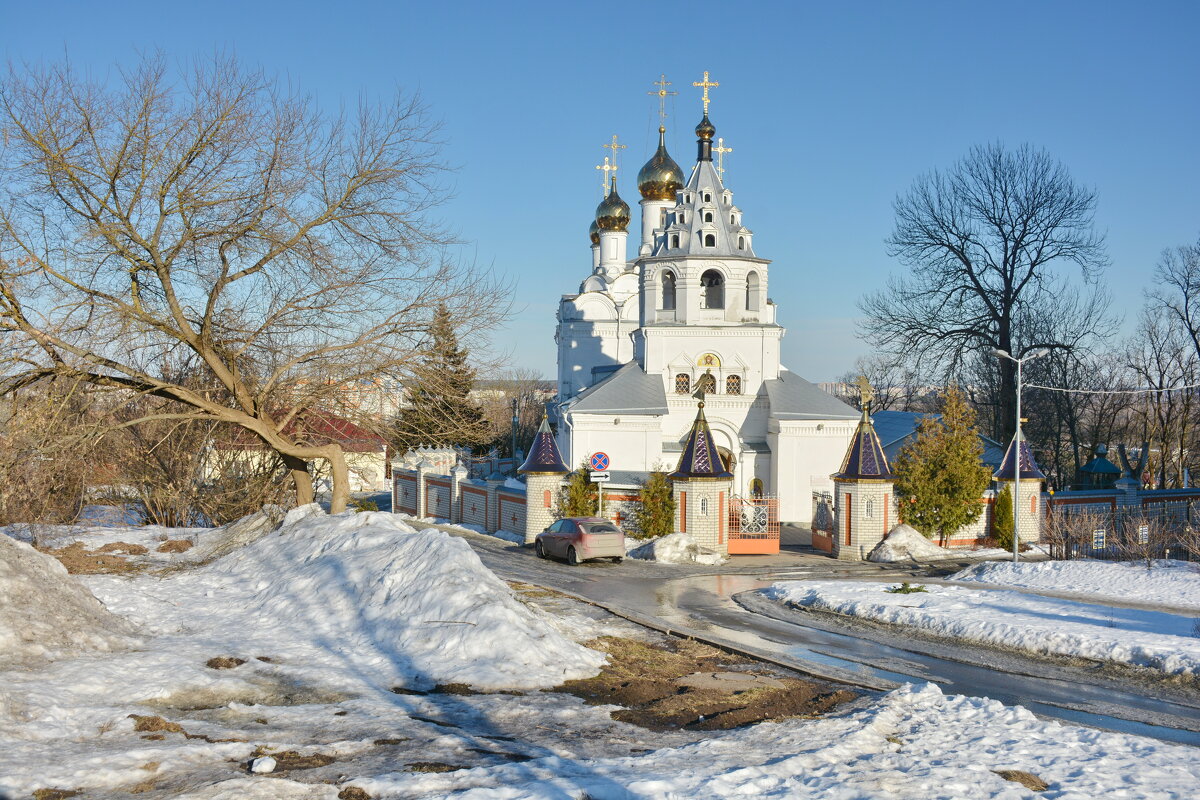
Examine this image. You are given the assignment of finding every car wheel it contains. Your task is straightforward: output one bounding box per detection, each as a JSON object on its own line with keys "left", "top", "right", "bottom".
{"left": 535, "top": 540, "right": 547, "bottom": 559}
{"left": 611, "top": 556, "right": 623, "bottom": 564}
{"left": 567, "top": 546, "right": 580, "bottom": 566}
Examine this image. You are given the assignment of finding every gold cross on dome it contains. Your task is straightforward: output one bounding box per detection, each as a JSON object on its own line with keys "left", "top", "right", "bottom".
{"left": 602, "top": 134, "right": 626, "bottom": 171}
{"left": 693, "top": 70, "right": 719, "bottom": 115}
{"left": 648, "top": 73, "right": 677, "bottom": 126}
{"left": 714, "top": 137, "right": 733, "bottom": 177}
{"left": 595, "top": 156, "right": 615, "bottom": 196}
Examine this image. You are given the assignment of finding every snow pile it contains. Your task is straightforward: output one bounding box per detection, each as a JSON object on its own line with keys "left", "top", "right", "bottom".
{"left": 627, "top": 532, "right": 726, "bottom": 565}
{"left": 867, "top": 523, "right": 954, "bottom": 562}
{"left": 199, "top": 506, "right": 605, "bottom": 689}
{"left": 177, "top": 504, "right": 289, "bottom": 565}
{"left": 0, "top": 534, "right": 138, "bottom": 664}
{"left": 766, "top": 579, "right": 1200, "bottom": 675}
{"left": 951, "top": 559, "right": 1200, "bottom": 610}
{"left": 352, "top": 682, "right": 1200, "bottom": 798}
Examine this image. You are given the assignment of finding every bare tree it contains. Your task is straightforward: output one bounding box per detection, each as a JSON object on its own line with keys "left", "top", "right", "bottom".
{"left": 860, "top": 143, "right": 1108, "bottom": 443}
{"left": 835, "top": 354, "right": 933, "bottom": 413}
{"left": 1124, "top": 304, "right": 1198, "bottom": 488}
{"left": 0, "top": 53, "right": 505, "bottom": 512}
{"left": 0, "top": 379, "right": 101, "bottom": 525}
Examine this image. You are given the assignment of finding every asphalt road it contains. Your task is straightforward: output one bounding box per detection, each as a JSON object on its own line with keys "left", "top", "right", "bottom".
{"left": 440, "top": 524, "right": 1200, "bottom": 747}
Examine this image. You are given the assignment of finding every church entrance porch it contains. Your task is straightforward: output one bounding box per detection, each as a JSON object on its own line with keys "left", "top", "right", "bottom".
{"left": 727, "top": 496, "right": 780, "bottom": 554}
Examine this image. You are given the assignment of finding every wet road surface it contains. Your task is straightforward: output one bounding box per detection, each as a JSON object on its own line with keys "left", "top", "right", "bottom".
{"left": 447, "top": 527, "right": 1200, "bottom": 746}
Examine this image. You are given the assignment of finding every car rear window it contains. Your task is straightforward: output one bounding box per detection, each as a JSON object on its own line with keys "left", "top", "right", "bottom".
{"left": 581, "top": 523, "right": 620, "bottom": 535}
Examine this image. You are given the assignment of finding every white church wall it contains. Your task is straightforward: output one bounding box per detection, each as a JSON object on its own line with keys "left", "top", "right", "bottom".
{"left": 569, "top": 414, "right": 664, "bottom": 474}
{"left": 769, "top": 418, "right": 856, "bottom": 525}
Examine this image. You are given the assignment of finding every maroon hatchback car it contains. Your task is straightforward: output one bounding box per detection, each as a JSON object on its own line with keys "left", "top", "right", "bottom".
{"left": 534, "top": 517, "right": 625, "bottom": 565}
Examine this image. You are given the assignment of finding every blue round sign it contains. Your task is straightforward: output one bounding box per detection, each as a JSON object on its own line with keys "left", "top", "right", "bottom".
{"left": 590, "top": 452, "right": 610, "bottom": 471}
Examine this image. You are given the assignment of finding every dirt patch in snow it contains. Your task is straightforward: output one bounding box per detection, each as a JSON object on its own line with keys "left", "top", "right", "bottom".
{"left": 556, "top": 635, "right": 856, "bottom": 731}
{"left": 157, "top": 539, "right": 194, "bottom": 553}
{"left": 97, "top": 541, "right": 149, "bottom": 555}
{"left": 994, "top": 769, "right": 1050, "bottom": 791}
{"left": 38, "top": 540, "right": 145, "bottom": 574}
{"left": 206, "top": 656, "right": 247, "bottom": 670}
{"left": 248, "top": 747, "right": 336, "bottom": 771}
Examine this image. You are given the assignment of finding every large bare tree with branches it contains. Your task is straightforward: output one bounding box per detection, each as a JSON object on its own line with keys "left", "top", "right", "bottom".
{"left": 860, "top": 143, "right": 1109, "bottom": 442}
{"left": 0, "top": 53, "right": 503, "bottom": 512}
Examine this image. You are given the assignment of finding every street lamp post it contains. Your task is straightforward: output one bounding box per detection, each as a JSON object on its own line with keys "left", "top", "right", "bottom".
{"left": 992, "top": 348, "right": 1050, "bottom": 563}
{"left": 510, "top": 396, "right": 520, "bottom": 477}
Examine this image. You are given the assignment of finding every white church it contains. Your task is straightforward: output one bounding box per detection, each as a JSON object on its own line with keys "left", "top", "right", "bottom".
{"left": 552, "top": 74, "right": 859, "bottom": 527}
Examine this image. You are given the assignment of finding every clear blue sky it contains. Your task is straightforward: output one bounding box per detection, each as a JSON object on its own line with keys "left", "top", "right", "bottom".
{"left": 3, "top": 0, "right": 1197, "bottom": 381}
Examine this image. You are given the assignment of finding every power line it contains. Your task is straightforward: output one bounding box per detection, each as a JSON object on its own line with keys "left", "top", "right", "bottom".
{"left": 1024, "top": 382, "right": 1200, "bottom": 395}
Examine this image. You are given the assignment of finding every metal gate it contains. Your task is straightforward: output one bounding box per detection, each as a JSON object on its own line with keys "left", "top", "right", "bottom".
{"left": 728, "top": 496, "right": 780, "bottom": 554}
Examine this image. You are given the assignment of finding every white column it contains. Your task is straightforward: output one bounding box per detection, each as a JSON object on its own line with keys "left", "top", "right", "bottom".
{"left": 598, "top": 230, "right": 628, "bottom": 275}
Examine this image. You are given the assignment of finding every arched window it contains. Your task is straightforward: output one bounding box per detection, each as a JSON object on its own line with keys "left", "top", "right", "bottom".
{"left": 726, "top": 374, "right": 741, "bottom": 395}
{"left": 671, "top": 234, "right": 680, "bottom": 248}
{"left": 704, "top": 211, "right": 713, "bottom": 222}
{"left": 700, "top": 269, "right": 724, "bottom": 308}
{"left": 866, "top": 499, "right": 874, "bottom": 518}
{"left": 674, "top": 373, "right": 691, "bottom": 394}
{"left": 750, "top": 478, "right": 764, "bottom": 498}
{"left": 730, "top": 213, "right": 736, "bottom": 225}
{"left": 661, "top": 270, "right": 676, "bottom": 310}
{"left": 700, "top": 497, "right": 708, "bottom": 516}
{"left": 703, "top": 192, "right": 712, "bottom": 203}
{"left": 746, "top": 271, "right": 760, "bottom": 311}
{"left": 738, "top": 235, "right": 745, "bottom": 250}
{"left": 699, "top": 372, "right": 717, "bottom": 395}
{"left": 703, "top": 233, "right": 716, "bottom": 247}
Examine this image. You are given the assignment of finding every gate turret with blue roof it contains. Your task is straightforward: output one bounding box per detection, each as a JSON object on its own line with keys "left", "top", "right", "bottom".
{"left": 671, "top": 398, "right": 734, "bottom": 556}
{"left": 520, "top": 414, "right": 569, "bottom": 545}
{"left": 831, "top": 380, "right": 898, "bottom": 561}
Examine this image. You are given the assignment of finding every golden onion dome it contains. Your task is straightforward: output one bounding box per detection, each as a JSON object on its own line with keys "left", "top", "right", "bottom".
{"left": 588, "top": 219, "right": 600, "bottom": 245}
{"left": 637, "top": 127, "right": 685, "bottom": 201}
{"left": 595, "top": 177, "right": 630, "bottom": 232}
{"left": 695, "top": 114, "right": 715, "bottom": 141}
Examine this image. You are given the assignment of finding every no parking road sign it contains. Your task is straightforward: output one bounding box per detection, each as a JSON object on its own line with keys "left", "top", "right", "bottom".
{"left": 589, "top": 451, "right": 610, "bottom": 472}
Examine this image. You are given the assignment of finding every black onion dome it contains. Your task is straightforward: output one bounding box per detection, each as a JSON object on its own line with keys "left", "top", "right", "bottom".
{"left": 518, "top": 415, "right": 569, "bottom": 474}
{"left": 595, "top": 177, "right": 630, "bottom": 232}
{"left": 638, "top": 127, "right": 685, "bottom": 201}
{"left": 670, "top": 402, "right": 733, "bottom": 480}
{"left": 589, "top": 219, "right": 600, "bottom": 245}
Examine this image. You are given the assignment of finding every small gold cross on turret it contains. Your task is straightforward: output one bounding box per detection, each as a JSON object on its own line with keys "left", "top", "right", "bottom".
{"left": 714, "top": 137, "right": 733, "bottom": 178}
{"left": 692, "top": 70, "right": 719, "bottom": 115}
{"left": 855, "top": 374, "right": 874, "bottom": 413}
{"left": 648, "top": 73, "right": 678, "bottom": 127}
{"left": 602, "top": 134, "right": 626, "bottom": 172}
{"left": 595, "top": 156, "right": 615, "bottom": 196}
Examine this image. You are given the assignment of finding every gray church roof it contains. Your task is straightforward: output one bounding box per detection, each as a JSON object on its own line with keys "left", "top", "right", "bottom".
{"left": 763, "top": 370, "right": 859, "bottom": 420}
{"left": 569, "top": 362, "right": 669, "bottom": 415}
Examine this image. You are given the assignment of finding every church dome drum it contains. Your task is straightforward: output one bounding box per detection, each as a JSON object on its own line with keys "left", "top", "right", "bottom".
{"left": 637, "top": 127, "right": 685, "bottom": 201}
{"left": 595, "top": 178, "right": 631, "bottom": 232}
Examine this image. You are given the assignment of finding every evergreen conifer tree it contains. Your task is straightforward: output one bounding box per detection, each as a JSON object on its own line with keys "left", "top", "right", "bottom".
{"left": 894, "top": 386, "right": 992, "bottom": 544}
{"left": 633, "top": 472, "right": 675, "bottom": 540}
{"left": 393, "top": 303, "right": 491, "bottom": 451}
{"left": 559, "top": 462, "right": 598, "bottom": 517}
{"left": 992, "top": 483, "right": 1015, "bottom": 550}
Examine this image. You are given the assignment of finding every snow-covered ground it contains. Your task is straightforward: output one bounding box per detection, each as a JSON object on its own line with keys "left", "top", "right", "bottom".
{"left": 951, "top": 559, "right": 1200, "bottom": 611}
{"left": 3, "top": 512, "right": 1200, "bottom": 798}
{"left": 351, "top": 683, "right": 1200, "bottom": 799}
{"left": 766, "top": 579, "right": 1200, "bottom": 675}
